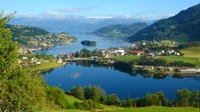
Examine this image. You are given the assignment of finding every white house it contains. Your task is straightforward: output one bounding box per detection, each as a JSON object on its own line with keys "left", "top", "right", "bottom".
{"left": 57, "top": 58, "right": 63, "bottom": 63}
{"left": 22, "top": 57, "right": 28, "bottom": 60}
{"left": 114, "top": 50, "right": 125, "bottom": 56}
{"left": 35, "top": 61, "right": 41, "bottom": 65}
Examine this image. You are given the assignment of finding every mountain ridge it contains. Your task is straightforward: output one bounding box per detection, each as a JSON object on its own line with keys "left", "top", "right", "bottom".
{"left": 127, "top": 3, "right": 200, "bottom": 42}
{"left": 89, "top": 22, "right": 148, "bottom": 37}
{"left": 10, "top": 16, "right": 153, "bottom": 33}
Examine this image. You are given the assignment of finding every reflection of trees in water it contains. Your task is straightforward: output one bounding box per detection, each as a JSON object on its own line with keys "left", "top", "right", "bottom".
{"left": 113, "top": 62, "right": 137, "bottom": 76}
{"left": 42, "top": 61, "right": 200, "bottom": 80}
{"left": 192, "top": 75, "right": 200, "bottom": 82}
{"left": 172, "top": 74, "right": 184, "bottom": 79}
{"left": 172, "top": 74, "right": 200, "bottom": 81}
{"left": 139, "top": 72, "right": 167, "bottom": 79}
{"left": 41, "top": 68, "right": 54, "bottom": 75}
{"left": 153, "top": 74, "right": 167, "bottom": 79}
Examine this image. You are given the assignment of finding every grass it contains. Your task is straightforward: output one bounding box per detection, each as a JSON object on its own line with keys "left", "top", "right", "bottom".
{"left": 30, "top": 62, "right": 62, "bottom": 71}
{"left": 101, "top": 106, "right": 200, "bottom": 112}
{"left": 159, "top": 56, "right": 200, "bottom": 68}
{"left": 65, "top": 95, "right": 82, "bottom": 105}
{"left": 42, "top": 109, "right": 89, "bottom": 112}
{"left": 180, "top": 47, "right": 200, "bottom": 58}
{"left": 112, "top": 55, "right": 140, "bottom": 62}
{"left": 42, "top": 106, "right": 200, "bottom": 112}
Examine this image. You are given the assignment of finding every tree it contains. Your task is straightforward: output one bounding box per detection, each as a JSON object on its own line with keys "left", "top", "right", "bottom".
{"left": 176, "top": 88, "right": 191, "bottom": 107}
{"left": 46, "top": 86, "right": 68, "bottom": 108}
{"left": 144, "top": 91, "right": 166, "bottom": 106}
{"left": 0, "top": 11, "right": 46, "bottom": 111}
{"left": 84, "top": 85, "right": 106, "bottom": 103}
{"left": 106, "top": 94, "right": 120, "bottom": 106}
{"left": 189, "top": 90, "right": 200, "bottom": 107}
{"left": 70, "top": 86, "right": 85, "bottom": 100}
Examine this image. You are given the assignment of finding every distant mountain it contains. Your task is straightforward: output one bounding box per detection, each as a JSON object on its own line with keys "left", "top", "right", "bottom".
{"left": 9, "top": 16, "right": 153, "bottom": 34}
{"left": 89, "top": 22, "right": 148, "bottom": 37}
{"left": 127, "top": 3, "right": 200, "bottom": 42}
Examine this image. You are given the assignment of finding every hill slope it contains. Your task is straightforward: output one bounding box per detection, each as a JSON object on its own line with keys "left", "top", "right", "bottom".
{"left": 6, "top": 24, "right": 49, "bottom": 37}
{"left": 6, "top": 24, "right": 76, "bottom": 47}
{"left": 90, "top": 22, "right": 148, "bottom": 37}
{"left": 127, "top": 3, "right": 200, "bottom": 42}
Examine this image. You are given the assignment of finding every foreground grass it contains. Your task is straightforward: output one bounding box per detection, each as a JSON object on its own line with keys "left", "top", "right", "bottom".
{"left": 65, "top": 95, "right": 82, "bottom": 105}
{"left": 102, "top": 106, "right": 200, "bottom": 112}
{"left": 43, "top": 106, "right": 200, "bottom": 112}
{"left": 30, "top": 62, "right": 62, "bottom": 71}
{"left": 42, "top": 109, "right": 89, "bottom": 112}
{"left": 112, "top": 55, "right": 140, "bottom": 62}
{"left": 180, "top": 47, "right": 200, "bottom": 58}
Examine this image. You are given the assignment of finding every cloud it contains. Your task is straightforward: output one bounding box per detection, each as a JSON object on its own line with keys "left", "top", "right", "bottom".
{"left": 15, "top": 11, "right": 67, "bottom": 19}
{"left": 157, "top": 14, "right": 175, "bottom": 19}
{"left": 87, "top": 16, "right": 113, "bottom": 19}
{"left": 69, "top": 72, "right": 82, "bottom": 79}
{"left": 58, "top": 7, "right": 94, "bottom": 13}
{"left": 44, "top": 11, "right": 61, "bottom": 16}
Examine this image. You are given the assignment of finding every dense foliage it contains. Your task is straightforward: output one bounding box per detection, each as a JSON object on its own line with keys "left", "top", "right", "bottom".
{"left": 0, "top": 11, "right": 72, "bottom": 112}
{"left": 69, "top": 86, "right": 200, "bottom": 108}
{"left": 0, "top": 11, "right": 46, "bottom": 111}
{"left": 127, "top": 3, "right": 200, "bottom": 42}
{"left": 90, "top": 22, "right": 148, "bottom": 37}
{"left": 81, "top": 40, "right": 96, "bottom": 46}
{"left": 75, "top": 48, "right": 103, "bottom": 57}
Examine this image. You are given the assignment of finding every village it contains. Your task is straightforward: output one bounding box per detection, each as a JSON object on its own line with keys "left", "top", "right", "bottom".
{"left": 10, "top": 24, "right": 77, "bottom": 51}
{"left": 18, "top": 40, "right": 200, "bottom": 75}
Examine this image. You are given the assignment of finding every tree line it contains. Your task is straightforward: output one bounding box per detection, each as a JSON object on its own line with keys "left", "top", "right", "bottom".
{"left": 75, "top": 48, "right": 103, "bottom": 58}
{"left": 68, "top": 86, "right": 200, "bottom": 108}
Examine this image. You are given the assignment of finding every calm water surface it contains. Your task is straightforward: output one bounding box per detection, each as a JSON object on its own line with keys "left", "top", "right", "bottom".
{"left": 43, "top": 63, "right": 200, "bottom": 100}
{"left": 37, "top": 34, "right": 131, "bottom": 55}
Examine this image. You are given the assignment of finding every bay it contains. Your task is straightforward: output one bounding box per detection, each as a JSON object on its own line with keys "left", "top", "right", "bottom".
{"left": 43, "top": 63, "right": 200, "bottom": 100}
{"left": 36, "top": 34, "right": 131, "bottom": 55}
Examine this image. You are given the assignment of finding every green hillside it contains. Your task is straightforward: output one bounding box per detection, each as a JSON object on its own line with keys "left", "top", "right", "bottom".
{"left": 127, "top": 3, "right": 200, "bottom": 42}
{"left": 6, "top": 24, "right": 77, "bottom": 47}
{"left": 6, "top": 24, "right": 49, "bottom": 37}
{"left": 90, "top": 22, "right": 148, "bottom": 37}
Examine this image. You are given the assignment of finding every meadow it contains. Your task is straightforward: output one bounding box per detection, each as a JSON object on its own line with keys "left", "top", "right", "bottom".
{"left": 180, "top": 47, "right": 200, "bottom": 58}
{"left": 112, "top": 55, "right": 140, "bottom": 62}
{"left": 30, "top": 62, "right": 62, "bottom": 71}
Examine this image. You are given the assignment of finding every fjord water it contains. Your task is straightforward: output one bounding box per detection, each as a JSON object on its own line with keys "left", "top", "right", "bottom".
{"left": 37, "top": 34, "right": 131, "bottom": 55}
{"left": 40, "top": 34, "right": 200, "bottom": 100}
{"left": 44, "top": 63, "right": 200, "bottom": 100}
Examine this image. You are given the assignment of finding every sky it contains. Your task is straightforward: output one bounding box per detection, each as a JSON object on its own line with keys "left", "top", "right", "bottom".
{"left": 0, "top": 0, "right": 200, "bottom": 20}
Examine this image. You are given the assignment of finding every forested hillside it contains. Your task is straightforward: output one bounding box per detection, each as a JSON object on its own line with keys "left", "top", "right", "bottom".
{"left": 6, "top": 24, "right": 76, "bottom": 47}
{"left": 127, "top": 4, "right": 200, "bottom": 42}
{"left": 90, "top": 22, "right": 148, "bottom": 37}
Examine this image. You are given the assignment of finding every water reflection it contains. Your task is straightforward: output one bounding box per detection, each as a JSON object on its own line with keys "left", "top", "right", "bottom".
{"left": 42, "top": 62, "right": 199, "bottom": 80}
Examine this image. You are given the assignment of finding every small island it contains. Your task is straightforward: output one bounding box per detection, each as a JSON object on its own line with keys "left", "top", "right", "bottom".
{"left": 81, "top": 40, "right": 96, "bottom": 46}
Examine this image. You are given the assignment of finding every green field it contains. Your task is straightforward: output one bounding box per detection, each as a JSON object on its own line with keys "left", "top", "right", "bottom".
{"left": 180, "top": 47, "right": 200, "bottom": 58}
{"left": 102, "top": 106, "right": 200, "bottom": 112}
{"left": 30, "top": 62, "right": 62, "bottom": 71}
{"left": 112, "top": 55, "right": 140, "bottom": 62}
{"left": 159, "top": 56, "right": 200, "bottom": 67}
